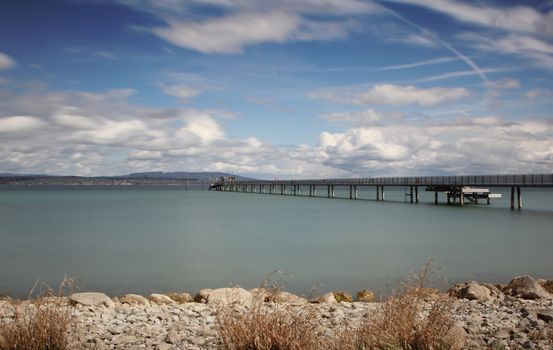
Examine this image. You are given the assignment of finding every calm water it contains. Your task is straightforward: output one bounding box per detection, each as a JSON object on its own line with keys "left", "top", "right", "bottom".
{"left": 0, "top": 185, "right": 552, "bottom": 298}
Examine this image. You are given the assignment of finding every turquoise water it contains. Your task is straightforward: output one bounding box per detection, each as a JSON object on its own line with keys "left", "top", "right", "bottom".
{"left": 0, "top": 185, "right": 552, "bottom": 298}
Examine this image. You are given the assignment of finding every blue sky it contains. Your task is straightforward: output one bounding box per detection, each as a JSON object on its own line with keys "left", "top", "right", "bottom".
{"left": 0, "top": 0, "right": 552, "bottom": 178}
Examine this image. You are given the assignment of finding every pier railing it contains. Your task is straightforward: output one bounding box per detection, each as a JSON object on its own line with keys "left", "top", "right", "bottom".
{"left": 213, "top": 174, "right": 553, "bottom": 187}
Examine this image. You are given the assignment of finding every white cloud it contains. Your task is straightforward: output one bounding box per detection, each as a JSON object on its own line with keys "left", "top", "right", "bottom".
{"left": 311, "top": 84, "right": 470, "bottom": 106}
{"left": 484, "top": 78, "right": 520, "bottom": 90}
{"left": 161, "top": 83, "right": 203, "bottom": 100}
{"left": 0, "top": 52, "right": 16, "bottom": 70}
{"left": 315, "top": 117, "right": 553, "bottom": 175}
{"left": 1, "top": 87, "right": 552, "bottom": 178}
{"left": 130, "top": 0, "right": 380, "bottom": 53}
{"left": 385, "top": 0, "right": 553, "bottom": 36}
{"left": 152, "top": 11, "right": 301, "bottom": 54}
{"left": 525, "top": 89, "right": 553, "bottom": 99}
{"left": 461, "top": 33, "right": 553, "bottom": 70}
{"left": 0, "top": 116, "right": 45, "bottom": 132}
{"left": 323, "top": 109, "right": 403, "bottom": 126}
{"left": 398, "top": 34, "right": 438, "bottom": 47}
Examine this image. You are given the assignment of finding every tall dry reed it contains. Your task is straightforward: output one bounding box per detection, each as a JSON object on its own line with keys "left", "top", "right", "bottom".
{"left": 0, "top": 277, "right": 78, "bottom": 350}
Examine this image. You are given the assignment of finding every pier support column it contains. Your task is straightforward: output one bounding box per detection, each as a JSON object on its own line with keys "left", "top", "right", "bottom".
{"left": 459, "top": 191, "right": 464, "bottom": 206}
{"left": 381, "top": 186, "right": 385, "bottom": 201}
{"left": 349, "top": 185, "right": 353, "bottom": 199}
{"left": 376, "top": 186, "right": 380, "bottom": 201}
{"left": 410, "top": 186, "right": 413, "bottom": 203}
{"left": 354, "top": 185, "right": 358, "bottom": 199}
{"left": 517, "top": 186, "right": 522, "bottom": 209}
{"left": 298, "top": 186, "right": 301, "bottom": 196}
{"left": 331, "top": 185, "right": 335, "bottom": 198}
{"left": 434, "top": 192, "right": 438, "bottom": 204}
{"left": 415, "top": 186, "right": 419, "bottom": 204}
{"left": 510, "top": 186, "right": 515, "bottom": 210}
{"left": 284, "top": 185, "right": 287, "bottom": 195}
{"left": 447, "top": 192, "right": 451, "bottom": 205}
{"left": 327, "top": 185, "right": 330, "bottom": 198}
{"left": 313, "top": 186, "right": 317, "bottom": 197}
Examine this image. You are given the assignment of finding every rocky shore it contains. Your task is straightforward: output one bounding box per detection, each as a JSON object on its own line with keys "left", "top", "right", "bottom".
{"left": 1, "top": 275, "right": 552, "bottom": 349}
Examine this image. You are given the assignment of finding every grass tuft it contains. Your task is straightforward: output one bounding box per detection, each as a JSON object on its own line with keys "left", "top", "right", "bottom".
{"left": 0, "top": 277, "right": 78, "bottom": 350}
{"left": 216, "top": 303, "right": 328, "bottom": 350}
{"left": 338, "top": 260, "right": 464, "bottom": 350}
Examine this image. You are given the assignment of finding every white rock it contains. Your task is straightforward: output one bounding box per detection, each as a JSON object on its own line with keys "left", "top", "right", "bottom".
{"left": 69, "top": 292, "right": 114, "bottom": 308}
{"left": 196, "top": 288, "right": 253, "bottom": 306}
{"left": 120, "top": 294, "right": 150, "bottom": 306}
{"left": 149, "top": 294, "right": 176, "bottom": 305}
{"left": 317, "top": 292, "right": 338, "bottom": 304}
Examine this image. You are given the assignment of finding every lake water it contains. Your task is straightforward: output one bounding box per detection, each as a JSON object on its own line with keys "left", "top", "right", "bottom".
{"left": 0, "top": 185, "right": 552, "bottom": 298}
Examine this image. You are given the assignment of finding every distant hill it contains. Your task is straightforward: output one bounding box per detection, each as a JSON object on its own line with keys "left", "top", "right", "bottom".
{"left": 0, "top": 173, "right": 48, "bottom": 177}
{"left": 122, "top": 172, "right": 252, "bottom": 180}
{"left": 0, "top": 171, "right": 253, "bottom": 186}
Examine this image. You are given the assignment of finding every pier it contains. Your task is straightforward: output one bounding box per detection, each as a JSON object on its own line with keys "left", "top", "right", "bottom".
{"left": 210, "top": 174, "right": 553, "bottom": 210}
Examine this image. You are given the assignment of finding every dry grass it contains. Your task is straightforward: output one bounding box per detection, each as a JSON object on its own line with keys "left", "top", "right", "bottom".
{"left": 0, "top": 277, "right": 77, "bottom": 350}
{"left": 337, "top": 260, "right": 464, "bottom": 350}
{"left": 216, "top": 303, "right": 329, "bottom": 350}
{"left": 216, "top": 261, "right": 463, "bottom": 350}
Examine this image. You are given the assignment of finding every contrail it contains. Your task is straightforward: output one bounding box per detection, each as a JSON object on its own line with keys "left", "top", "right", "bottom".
{"left": 376, "top": 1, "right": 490, "bottom": 82}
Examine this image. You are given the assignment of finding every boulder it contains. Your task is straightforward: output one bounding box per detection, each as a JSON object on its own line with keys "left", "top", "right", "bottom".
{"left": 250, "top": 288, "right": 307, "bottom": 304}
{"left": 119, "top": 294, "right": 150, "bottom": 306}
{"left": 149, "top": 294, "right": 176, "bottom": 305}
{"left": 538, "top": 279, "right": 553, "bottom": 294}
{"left": 503, "top": 275, "right": 552, "bottom": 300}
{"left": 166, "top": 292, "right": 194, "bottom": 303}
{"left": 356, "top": 289, "right": 376, "bottom": 302}
{"left": 448, "top": 281, "right": 492, "bottom": 301}
{"left": 317, "top": 292, "right": 338, "bottom": 304}
{"left": 483, "top": 283, "right": 504, "bottom": 299}
{"left": 333, "top": 291, "right": 353, "bottom": 303}
{"left": 69, "top": 292, "right": 114, "bottom": 308}
{"left": 195, "top": 288, "right": 253, "bottom": 306}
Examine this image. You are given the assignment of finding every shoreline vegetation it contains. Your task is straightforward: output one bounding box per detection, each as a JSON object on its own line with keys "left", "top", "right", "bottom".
{"left": 0, "top": 172, "right": 244, "bottom": 186}
{"left": 1, "top": 268, "right": 552, "bottom": 350}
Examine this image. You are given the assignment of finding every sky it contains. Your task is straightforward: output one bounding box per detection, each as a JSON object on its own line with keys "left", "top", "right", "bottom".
{"left": 0, "top": 0, "right": 552, "bottom": 178}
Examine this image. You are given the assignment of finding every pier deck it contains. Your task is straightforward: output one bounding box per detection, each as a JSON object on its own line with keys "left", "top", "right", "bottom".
{"left": 210, "top": 174, "right": 553, "bottom": 210}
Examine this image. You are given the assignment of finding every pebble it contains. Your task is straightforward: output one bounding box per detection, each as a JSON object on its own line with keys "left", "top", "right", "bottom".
{"left": 1, "top": 286, "right": 552, "bottom": 350}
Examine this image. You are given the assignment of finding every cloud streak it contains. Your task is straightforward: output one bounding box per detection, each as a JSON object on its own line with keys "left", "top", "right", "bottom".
{"left": 0, "top": 52, "right": 15, "bottom": 70}
{"left": 310, "top": 84, "right": 470, "bottom": 107}
{"left": 384, "top": 0, "right": 553, "bottom": 36}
